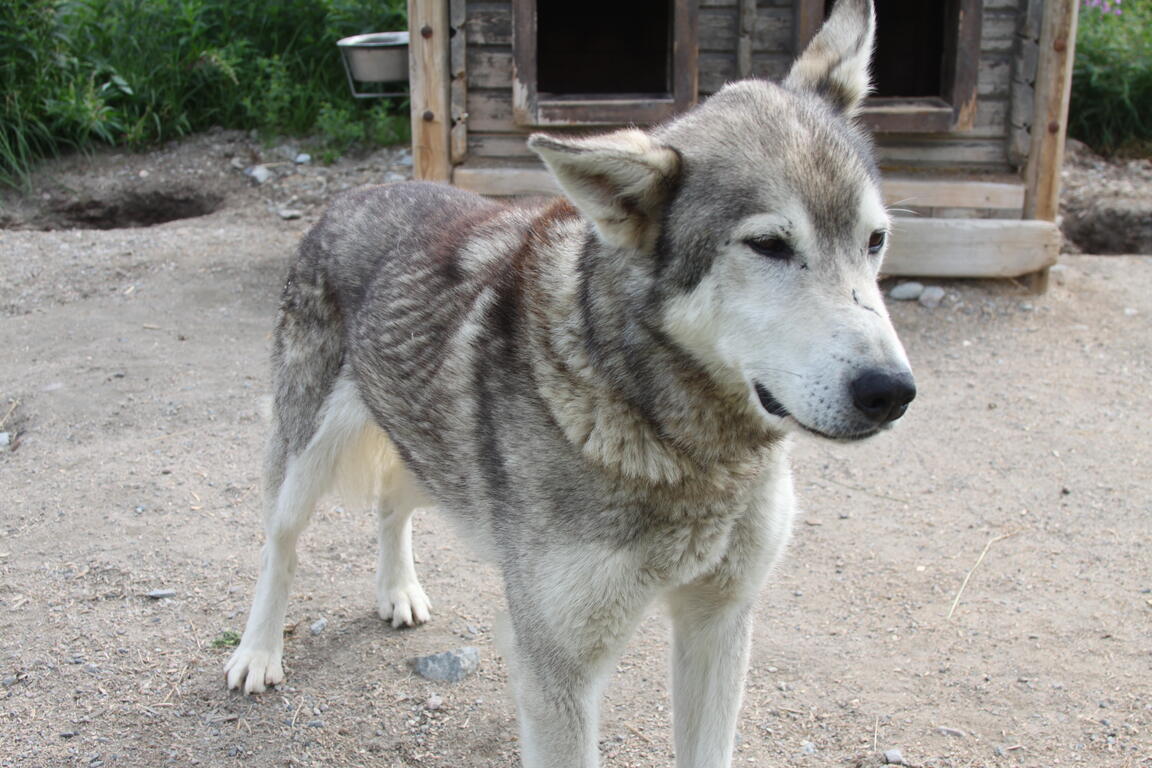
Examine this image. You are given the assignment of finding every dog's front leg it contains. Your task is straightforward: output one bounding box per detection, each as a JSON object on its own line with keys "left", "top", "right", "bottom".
{"left": 502, "top": 547, "right": 652, "bottom": 768}
{"left": 667, "top": 584, "right": 756, "bottom": 768}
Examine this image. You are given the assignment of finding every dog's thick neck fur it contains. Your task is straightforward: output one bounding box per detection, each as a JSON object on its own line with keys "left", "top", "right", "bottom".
{"left": 522, "top": 199, "right": 781, "bottom": 488}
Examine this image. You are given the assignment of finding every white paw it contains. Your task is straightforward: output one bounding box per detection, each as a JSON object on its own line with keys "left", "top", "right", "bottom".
{"left": 377, "top": 580, "right": 432, "bottom": 628}
{"left": 224, "top": 645, "right": 285, "bottom": 694}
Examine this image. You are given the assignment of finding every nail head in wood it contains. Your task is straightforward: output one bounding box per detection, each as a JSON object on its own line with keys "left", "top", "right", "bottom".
{"left": 1048, "top": 121, "right": 1060, "bottom": 134}
{"left": 423, "top": 110, "right": 435, "bottom": 122}
{"left": 421, "top": 25, "right": 433, "bottom": 38}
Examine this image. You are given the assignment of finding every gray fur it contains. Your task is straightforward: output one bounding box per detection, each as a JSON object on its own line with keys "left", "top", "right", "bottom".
{"left": 226, "top": 3, "right": 913, "bottom": 766}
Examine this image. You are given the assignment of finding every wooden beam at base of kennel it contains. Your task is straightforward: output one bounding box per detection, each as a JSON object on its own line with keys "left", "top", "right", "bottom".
{"left": 882, "top": 218, "right": 1059, "bottom": 278}
{"left": 409, "top": 0, "right": 452, "bottom": 182}
{"left": 453, "top": 164, "right": 1027, "bottom": 212}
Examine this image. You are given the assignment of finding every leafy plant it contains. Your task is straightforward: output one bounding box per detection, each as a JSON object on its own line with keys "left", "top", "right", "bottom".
{"left": 1069, "top": 0, "right": 1152, "bottom": 155}
{"left": 0, "top": 0, "right": 409, "bottom": 188}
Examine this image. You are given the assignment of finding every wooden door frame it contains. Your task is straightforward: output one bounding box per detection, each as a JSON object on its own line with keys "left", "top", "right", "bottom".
{"left": 511, "top": 0, "right": 699, "bottom": 127}
{"left": 794, "top": 0, "right": 982, "bottom": 133}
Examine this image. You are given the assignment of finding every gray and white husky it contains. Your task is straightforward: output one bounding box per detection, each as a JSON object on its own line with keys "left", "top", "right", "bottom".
{"left": 225, "top": 0, "right": 914, "bottom": 764}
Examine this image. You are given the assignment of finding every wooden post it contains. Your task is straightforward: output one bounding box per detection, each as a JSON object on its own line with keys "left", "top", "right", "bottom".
{"left": 1023, "top": 0, "right": 1078, "bottom": 222}
{"left": 794, "top": 0, "right": 824, "bottom": 53}
{"left": 736, "top": 0, "right": 756, "bottom": 78}
{"left": 409, "top": 0, "right": 451, "bottom": 182}
{"left": 1021, "top": 0, "right": 1077, "bottom": 291}
{"left": 448, "top": 0, "right": 468, "bottom": 164}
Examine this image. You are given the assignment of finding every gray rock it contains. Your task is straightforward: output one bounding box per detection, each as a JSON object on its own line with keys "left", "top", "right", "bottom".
{"left": 425, "top": 693, "right": 443, "bottom": 710}
{"left": 246, "top": 165, "right": 274, "bottom": 185}
{"left": 277, "top": 208, "right": 303, "bottom": 221}
{"left": 918, "top": 286, "right": 946, "bottom": 309}
{"left": 310, "top": 617, "right": 328, "bottom": 635}
{"left": 272, "top": 144, "right": 299, "bottom": 162}
{"left": 1049, "top": 264, "right": 1071, "bottom": 286}
{"left": 408, "top": 647, "right": 480, "bottom": 683}
{"left": 800, "top": 741, "right": 816, "bottom": 755}
{"left": 0, "top": 432, "right": 10, "bottom": 448}
{"left": 383, "top": 171, "right": 408, "bottom": 184}
{"left": 229, "top": 157, "right": 246, "bottom": 171}
{"left": 937, "top": 726, "right": 966, "bottom": 738}
{"left": 294, "top": 153, "right": 312, "bottom": 165}
{"left": 888, "top": 282, "right": 924, "bottom": 301}
{"left": 146, "top": 589, "right": 176, "bottom": 599}
{"left": 883, "top": 748, "right": 906, "bottom": 764}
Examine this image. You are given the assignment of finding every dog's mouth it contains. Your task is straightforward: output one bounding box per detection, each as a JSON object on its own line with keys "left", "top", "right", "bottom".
{"left": 753, "top": 382, "right": 790, "bottom": 419}
{"left": 753, "top": 381, "right": 879, "bottom": 442}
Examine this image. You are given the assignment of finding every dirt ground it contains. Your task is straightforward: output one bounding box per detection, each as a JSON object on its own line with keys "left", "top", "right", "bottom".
{"left": 1, "top": 136, "right": 1150, "bottom": 768}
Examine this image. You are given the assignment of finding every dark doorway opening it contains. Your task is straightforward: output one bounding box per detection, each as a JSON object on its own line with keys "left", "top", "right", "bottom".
{"left": 824, "top": 0, "right": 952, "bottom": 99}
{"left": 537, "top": 0, "right": 672, "bottom": 95}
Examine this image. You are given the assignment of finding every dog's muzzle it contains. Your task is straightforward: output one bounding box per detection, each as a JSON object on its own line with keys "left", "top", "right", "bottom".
{"left": 850, "top": 369, "right": 916, "bottom": 425}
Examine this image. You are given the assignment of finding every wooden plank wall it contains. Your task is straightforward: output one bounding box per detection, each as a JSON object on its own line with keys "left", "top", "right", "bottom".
{"left": 460, "top": 0, "right": 1029, "bottom": 173}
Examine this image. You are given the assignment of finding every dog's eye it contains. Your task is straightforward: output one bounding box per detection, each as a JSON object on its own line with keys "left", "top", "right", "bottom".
{"left": 745, "top": 236, "right": 794, "bottom": 261}
{"left": 867, "top": 230, "right": 887, "bottom": 254}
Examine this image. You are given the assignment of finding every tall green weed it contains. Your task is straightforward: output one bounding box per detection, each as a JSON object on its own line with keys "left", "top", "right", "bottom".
{"left": 0, "top": 0, "right": 408, "bottom": 188}
{"left": 1069, "top": 0, "right": 1152, "bottom": 155}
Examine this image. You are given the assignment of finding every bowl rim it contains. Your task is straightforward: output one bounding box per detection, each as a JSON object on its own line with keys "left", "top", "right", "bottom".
{"left": 337, "top": 31, "right": 410, "bottom": 48}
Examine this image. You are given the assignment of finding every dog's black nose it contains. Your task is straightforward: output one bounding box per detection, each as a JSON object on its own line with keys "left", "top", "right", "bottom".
{"left": 850, "top": 370, "right": 916, "bottom": 424}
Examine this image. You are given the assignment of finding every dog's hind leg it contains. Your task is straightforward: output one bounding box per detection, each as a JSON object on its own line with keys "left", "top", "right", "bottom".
{"left": 225, "top": 377, "right": 369, "bottom": 694}
{"left": 373, "top": 442, "right": 432, "bottom": 628}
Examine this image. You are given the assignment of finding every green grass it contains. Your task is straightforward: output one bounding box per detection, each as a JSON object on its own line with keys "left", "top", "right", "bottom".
{"left": 0, "top": 0, "right": 409, "bottom": 188}
{"left": 210, "top": 630, "right": 242, "bottom": 649}
{"left": 1069, "top": 0, "right": 1152, "bottom": 155}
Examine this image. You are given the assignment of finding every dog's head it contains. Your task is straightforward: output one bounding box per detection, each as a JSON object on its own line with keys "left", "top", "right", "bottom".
{"left": 529, "top": 0, "right": 914, "bottom": 442}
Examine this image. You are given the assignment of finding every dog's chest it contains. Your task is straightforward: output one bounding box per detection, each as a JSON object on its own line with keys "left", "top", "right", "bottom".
{"left": 637, "top": 512, "right": 741, "bottom": 584}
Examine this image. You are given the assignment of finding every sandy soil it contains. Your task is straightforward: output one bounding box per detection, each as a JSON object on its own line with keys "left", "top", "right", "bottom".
{"left": 1, "top": 138, "right": 1150, "bottom": 768}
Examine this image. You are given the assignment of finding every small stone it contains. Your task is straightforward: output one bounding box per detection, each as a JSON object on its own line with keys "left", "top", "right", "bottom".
{"left": 273, "top": 144, "right": 299, "bottom": 162}
{"left": 294, "top": 153, "right": 312, "bottom": 165}
{"left": 384, "top": 171, "right": 407, "bottom": 183}
{"left": 229, "top": 157, "right": 246, "bottom": 171}
{"left": 310, "top": 617, "right": 328, "bottom": 635}
{"left": 246, "top": 165, "right": 274, "bottom": 185}
{"left": 408, "top": 647, "right": 480, "bottom": 683}
{"left": 0, "top": 432, "right": 10, "bottom": 448}
{"left": 277, "top": 208, "right": 303, "bottom": 220}
{"left": 937, "top": 726, "right": 966, "bottom": 738}
{"left": 883, "top": 748, "right": 906, "bottom": 764}
{"left": 1049, "top": 264, "right": 1070, "bottom": 286}
{"left": 800, "top": 740, "right": 816, "bottom": 755}
{"left": 888, "top": 282, "right": 924, "bottom": 301}
{"left": 425, "top": 693, "right": 443, "bottom": 711}
{"left": 137, "top": 169, "right": 149, "bottom": 179}
{"left": 918, "top": 286, "right": 946, "bottom": 309}
{"left": 306, "top": 719, "right": 323, "bottom": 728}
{"left": 1123, "top": 307, "right": 1139, "bottom": 317}
{"left": 146, "top": 589, "right": 176, "bottom": 599}
{"left": 395, "top": 151, "right": 413, "bottom": 167}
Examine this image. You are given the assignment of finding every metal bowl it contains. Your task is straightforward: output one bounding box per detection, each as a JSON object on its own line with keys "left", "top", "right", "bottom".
{"left": 337, "top": 32, "right": 410, "bottom": 83}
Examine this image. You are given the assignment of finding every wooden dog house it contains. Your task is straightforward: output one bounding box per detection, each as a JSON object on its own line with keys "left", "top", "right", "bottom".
{"left": 406, "top": 0, "right": 1078, "bottom": 280}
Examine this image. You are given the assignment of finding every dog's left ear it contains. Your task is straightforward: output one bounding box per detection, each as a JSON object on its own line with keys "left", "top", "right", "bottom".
{"left": 784, "top": 0, "right": 876, "bottom": 116}
{"left": 528, "top": 129, "right": 680, "bottom": 251}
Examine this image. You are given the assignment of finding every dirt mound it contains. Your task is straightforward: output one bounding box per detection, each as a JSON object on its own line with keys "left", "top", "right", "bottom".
{"left": 1060, "top": 139, "right": 1152, "bottom": 254}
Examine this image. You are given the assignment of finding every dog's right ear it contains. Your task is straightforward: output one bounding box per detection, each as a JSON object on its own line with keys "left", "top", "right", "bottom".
{"left": 528, "top": 129, "right": 680, "bottom": 251}
{"left": 784, "top": 0, "right": 876, "bottom": 116}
